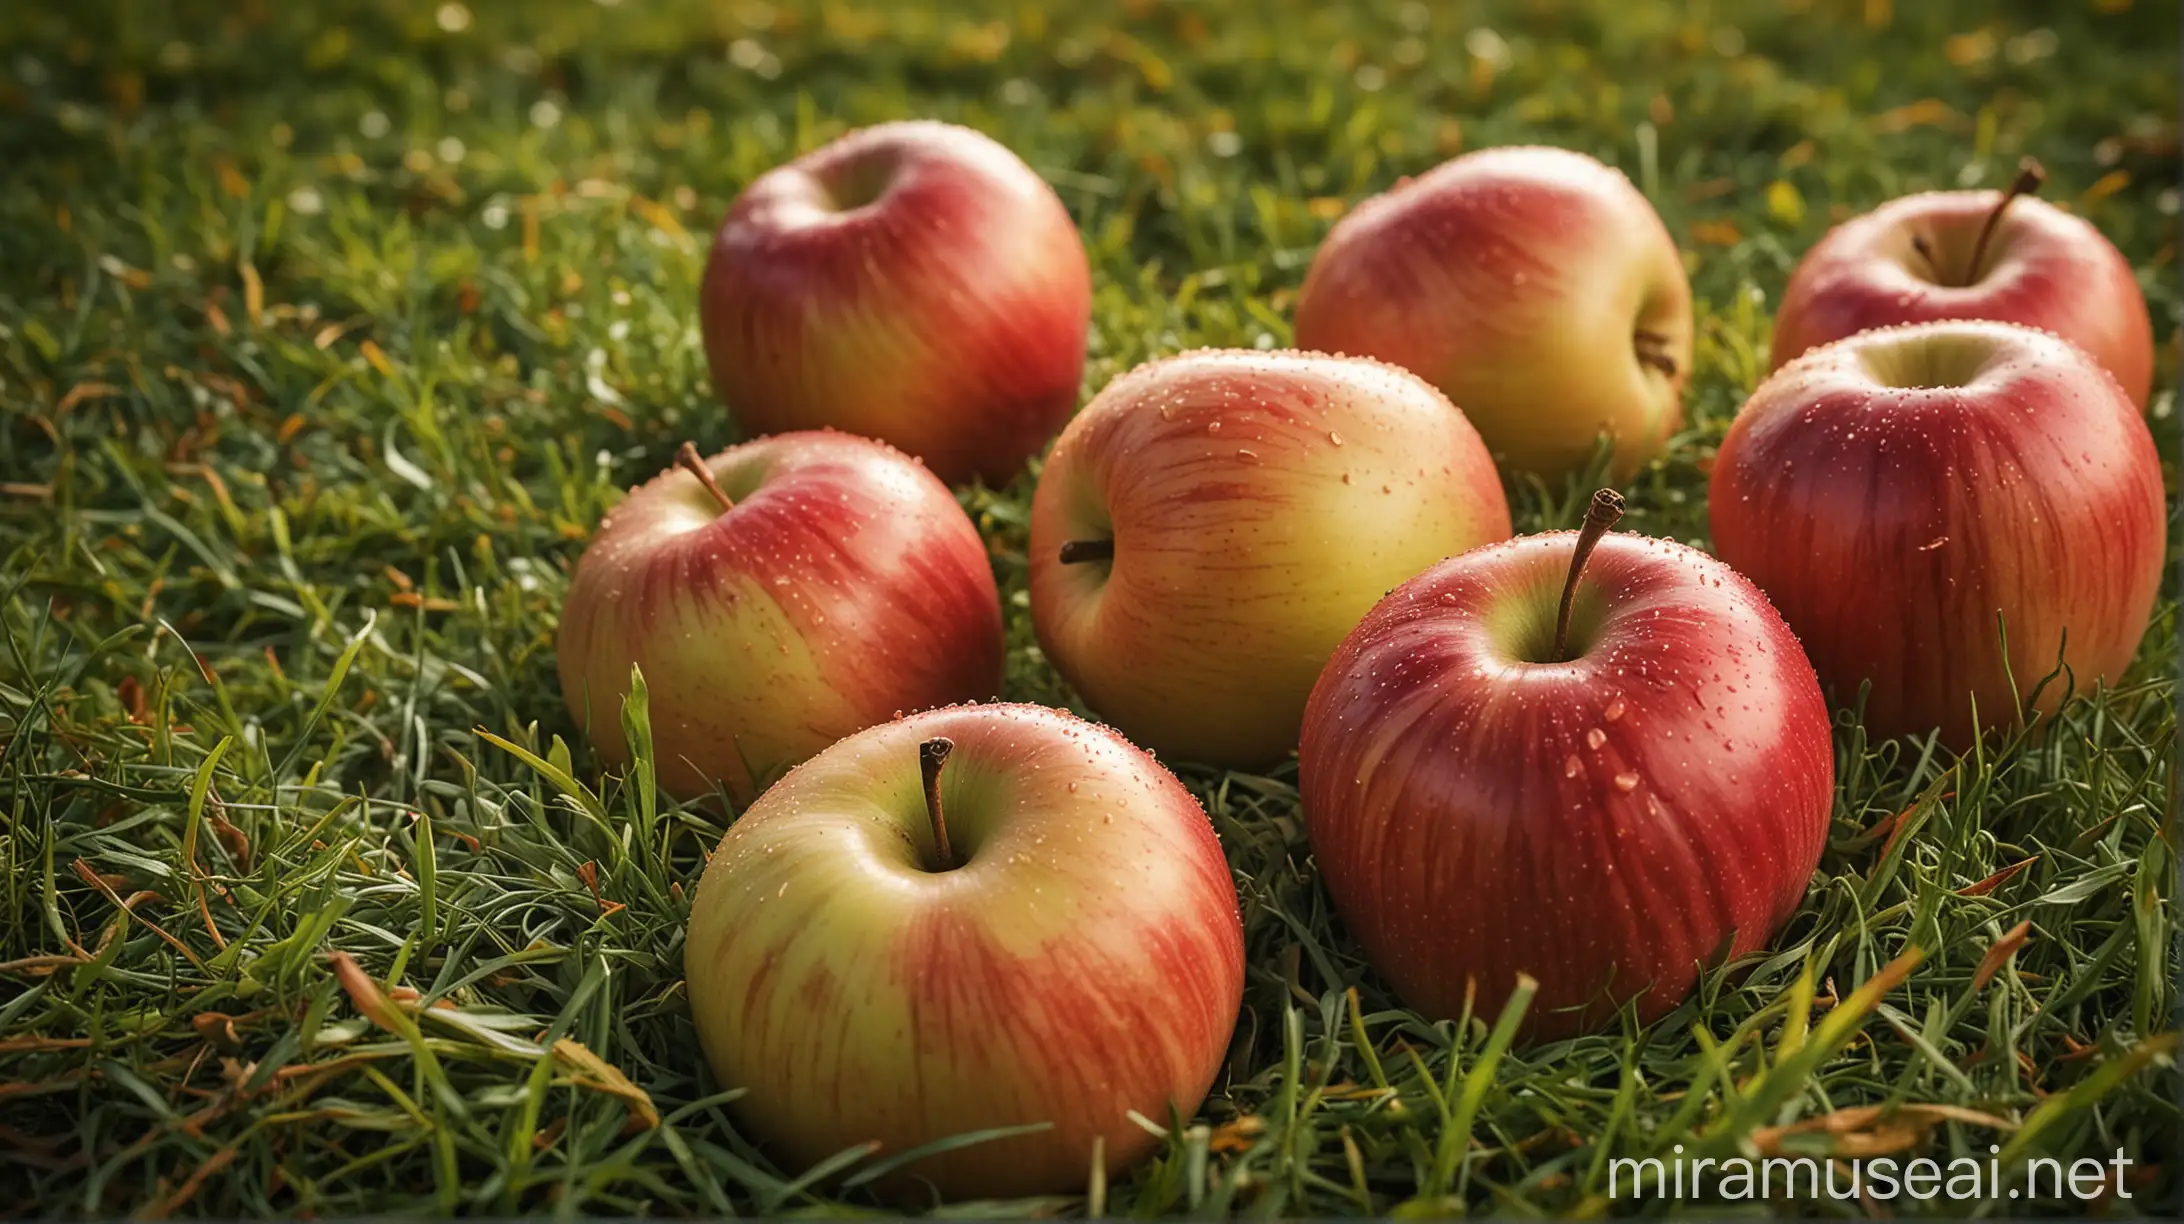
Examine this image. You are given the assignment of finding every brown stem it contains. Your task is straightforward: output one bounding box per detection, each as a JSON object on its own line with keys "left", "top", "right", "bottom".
{"left": 676, "top": 442, "right": 734, "bottom": 513}
{"left": 1909, "top": 234, "right": 1941, "bottom": 278}
{"left": 1552, "top": 489, "right": 1624, "bottom": 663}
{"left": 1964, "top": 157, "right": 2044, "bottom": 286}
{"left": 919, "top": 737, "right": 956, "bottom": 871}
{"left": 1059, "top": 538, "right": 1115, "bottom": 565}
{"left": 1633, "top": 330, "right": 1679, "bottom": 379}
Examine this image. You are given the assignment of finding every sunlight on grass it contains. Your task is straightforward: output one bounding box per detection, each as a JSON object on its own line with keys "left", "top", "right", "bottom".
{"left": 0, "top": 0, "right": 2176, "bottom": 1215}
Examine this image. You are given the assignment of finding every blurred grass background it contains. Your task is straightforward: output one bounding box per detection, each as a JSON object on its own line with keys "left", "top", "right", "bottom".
{"left": 0, "top": 0, "right": 2177, "bottom": 1215}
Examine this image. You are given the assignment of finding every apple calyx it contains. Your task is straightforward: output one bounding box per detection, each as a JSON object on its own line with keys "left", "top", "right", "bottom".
{"left": 919, "top": 736, "right": 957, "bottom": 871}
{"left": 676, "top": 442, "right": 736, "bottom": 513}
{"left": 1058, "top": 538, "right": 1116, "bottom": 565}
{"left": 1633, "top": 330, "right": 1678, "bottom": 379}
{"left": 1552, "top": 488, "right": 1624, "bottom": 662}
{"left": 1964, "top": 157, "right": 2045, "bottom": 287}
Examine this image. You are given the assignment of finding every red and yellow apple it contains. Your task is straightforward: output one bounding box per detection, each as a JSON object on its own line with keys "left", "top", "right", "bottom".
{"left": 700, "top": 120, "right": 1092, "bottom": 485}
{"left": 1293, "top": 146, "right": 1693, "bottom": 482}
{"left": 1770, "top": 161, "right": 2154, "bottom": 407}
{"left": 1300, "top": 492, "right": 1834, "bottom": 1039}
{"left": 684, "top": 703, "right": 1244, "bottom": 1199}
{"left": 1711, "top": 320, "right": 2165, "bottom": 748}
{"left": 1028, "top": 349, "right": 1512, "bottom": 768}
{"left": 556, "top": 432, "right": 1003, "bottom": 805}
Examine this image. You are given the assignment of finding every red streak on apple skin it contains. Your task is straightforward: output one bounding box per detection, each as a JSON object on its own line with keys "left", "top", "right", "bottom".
{"left": 1712, "top": 322, "right": 2165, "bottom": 749}
{"left": 1293, "top": 146, "right": 1692, "bottom": 482}
{"left": 1299, "top": 534, "right": 1834, "bottom": 1040}
{"left": 1771, "top": 190, "right": 2154, "bottom": 408}
{"left": 1297, "top": 156, "right": 1583, "bottom": 376}
{"left": 881, "top": 894, "right": 1240, "bottom": 1193}
{"left": 686, "top": 704, "right": 1245, "bottom": 1200}
{"left": 1029, "top": 348, "right": 1511, "bottom": 767}
{"left": 700, "top": 120, "right": 1092, "bottom": 486}
{"left": 557, "top": 431, "right": 1002, "bottom": 803}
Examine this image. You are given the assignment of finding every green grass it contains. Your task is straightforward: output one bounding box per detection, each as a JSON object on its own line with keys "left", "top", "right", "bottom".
{"left": 0, "top": 0, "right": 2178, "bottom": 1215}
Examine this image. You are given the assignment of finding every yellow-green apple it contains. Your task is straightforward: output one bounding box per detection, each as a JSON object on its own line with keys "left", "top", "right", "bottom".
{"left": 1300, "top": 491, "right": 1834, "bottom": 1039}
{"left": 700, "top": 120, "right": 1092, "bottom": 485}
{"left": 683, "top": 703, "right": 1244, "bottom": 1199}
{"left": 1770, "top": 160, "right": 2154, "bottom": 407}
{"left": 1711, "top": 320, "right": 2165, "bottom": 748}
{"left": 1028, "top": 349, "right": 1512, "bottom": 768}
{"left": 556, "top": 433, "right": 1003, "bottom": 805}
{"left": 1292, "top": 146, "right": 1692, "bottom": 483}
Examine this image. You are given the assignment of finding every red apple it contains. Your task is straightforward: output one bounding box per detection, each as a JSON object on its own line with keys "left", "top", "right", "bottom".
{"left": 700, "top": 120, "right": 1092, "bottom": 486}
{"left": 1299, "top": 492, "right": 1834, "bottom": 1039}
{"left": 1029, "top": 349, "right": 1513, "bottom": 768}
{"left": 556, "top": 432, "right": 1003, "bottom": 805}
{"left": 683, "top": 703, "right": 1245, "bottom": 1199}
{"left": 1770, "top": 160, "right": 2154, "bottom": 407}
{"left": 1293, "top": 146, "right": 1693, "bottom": 482}
{"left": 1711, "top": 320, "right": 2165, "bottom": 748}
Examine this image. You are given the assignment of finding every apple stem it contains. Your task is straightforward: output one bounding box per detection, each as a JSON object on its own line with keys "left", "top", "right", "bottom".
{"left": 676, "top": 442, "right": 735, "bottom": 513}
{"left": 1909, "top": 234, "right": 1942, "bottom": 278}
{"left": 1059, "top": 538, "right": 1115, "bottom": 565}
{"left": 1633, "top": 330, "right": 1678, "bottom": 379}
{"left": 1552, "top": 489, "right": 1624, "bottom": 663}
{"left": 1965, "top": 157, "right": 2044, "bottom": 286}
{"left": 919, "top": 737, "right": 956, "bottom": 871}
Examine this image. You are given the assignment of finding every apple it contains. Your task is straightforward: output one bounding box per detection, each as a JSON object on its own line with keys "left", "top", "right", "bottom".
{"left": 1292, "top": 146, "right": 1693, "bottom": 483}
{"left": 1028, "top": 349, "right": 1513, "bottom": 768}
{"left": 699, "top": 120, "right": 1092, "bottom": 486}
{"left": 1770, "top": 159, "right": 2155, "bottom": 408}
{"left": 556, "top": 432, "right": 1003, "bottom": 806}
{"left": 1711, "top": 319, "right": 2165, "bottom": 748}
{"left": 1299, "top": 491, "right": 1835, "bottom": 1039}
{"left": 683, "top": 702, "right": 1245, "bottom": 1200}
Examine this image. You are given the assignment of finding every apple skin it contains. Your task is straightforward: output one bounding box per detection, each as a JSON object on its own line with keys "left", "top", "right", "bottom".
{"left": 1292, "top": 146, "right": 1693, "bottom": 483}
{"left": 556, "top": 431, "right": 1003, "bottom": 806}
{"left": 700, "top": 120, "right": 1092, "bottom": 486}
{"left": 1028, "top": 349, "right": 1513, "bottom": 768}
{"left": 1711, "top": 320, "right": 2165, "bottom": 749}
{"left": 1770, "top": 189, "right": 2154, "bottom": 408}
{"left": 1299, "top": 533, "right": 1834, "bottom": 1040}
{"left": 683, "top": 703, "right": 1245, "bottom": 1200}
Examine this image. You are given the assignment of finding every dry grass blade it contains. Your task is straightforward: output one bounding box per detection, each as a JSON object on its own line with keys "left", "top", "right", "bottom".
{"left": 1971, "top": 919, "right": 2036, "bottom": 992}
{"left": 1751, "top": 1103, "right": 2018, "bottom": 1158}
{"left": 0, "top": 0, "right": 2172, "bottom": 1216}
{"left": 551, "top": 1039, "right": 662, "bottom": 1134}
